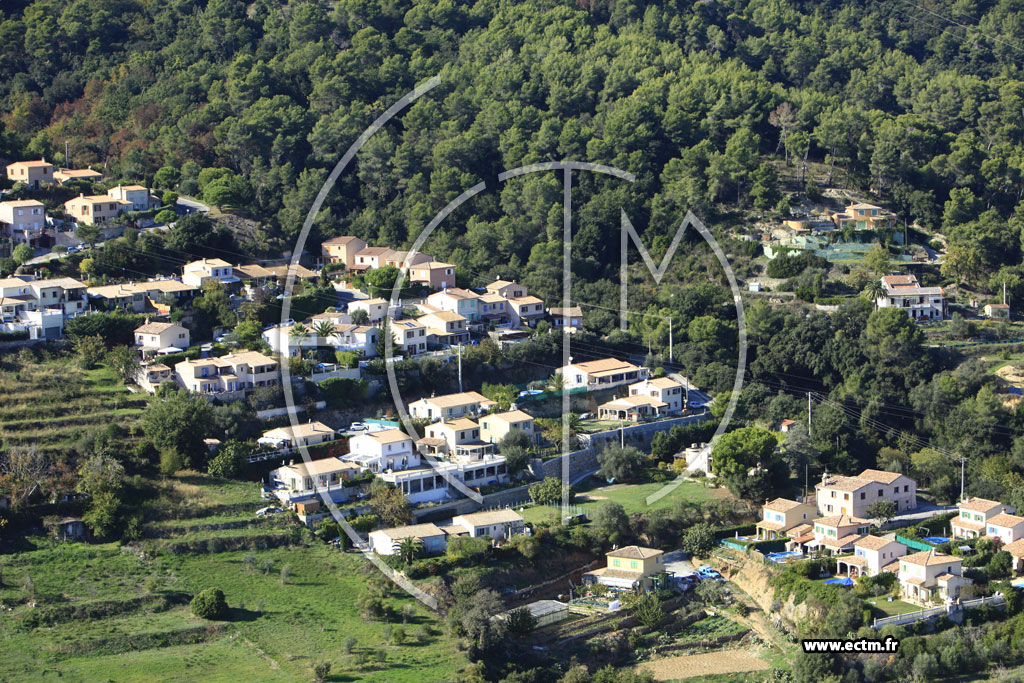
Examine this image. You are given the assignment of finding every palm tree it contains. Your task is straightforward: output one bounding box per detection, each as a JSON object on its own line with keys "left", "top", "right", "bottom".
{"left": 862, "top": 280, "right": 885, "bottom": 310}
{"left": 397, "top": 536, "right": 423, "bottom": 565}
{"left": 311, "top": 319, "right": 337, "bottom": 346}
{"left": 289, "top": 323, "right": 310, "bottom": 359}
{"left": 547, "top": 372, "right": 565, "bottom": 393}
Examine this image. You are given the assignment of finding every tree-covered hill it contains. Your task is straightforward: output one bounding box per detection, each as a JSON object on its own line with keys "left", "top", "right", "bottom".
{"left": 3, "top": 0, "right": 1024, "bottom": 298}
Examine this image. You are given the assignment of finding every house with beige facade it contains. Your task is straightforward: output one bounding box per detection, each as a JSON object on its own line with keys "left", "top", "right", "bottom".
{"left": 259, "top": 422, "right": 336, "bottom": 451}
{"left": 53, "top": 168, "right": 103, "bottom": 184}
{"left": 107, "top": 184, "right": 152, "bottom": 211}
{"left": 65, "top": 194, "right": 132, "bottom": 225}
{"left": 508, "top": 296, "right": 545, "bottom": 327}
{"left": 134, "top": 321, "right": 190, "bottom": 352}
{"left": 550, "top": 306, "right": 583, "bottom": 331}
{"left": 392, "top": 319, "right": 428, "bottom": 355}
{"left": 408, "top": 391, "right": 496, "bottom": 421}
{"left": 6, "top": 160, "right": 53, "bottom": 188}
{"left": 321, "top": 235, "right": 366, "bottom": 267}
{"left": 479, "top": 409, "right": 536, "bottom": 446}
{"left": 756, "top": 498, "right": 816, "bottom": 540}
{"left": 628, "top": 377, "right": 685, "bottom": 413}
{"left": 485, "top": 280, "right": 527, "bottom": 300}
{"left": 348, "top": 297, "right": 388, "bottom": 323}
{"left": 417, "top": 310, "right": 469, "bottom": 347}
{"left": 136, "top": 363, "right": 174, "bottom": 393}
{"left": 986, "top": 513, "right": 1024, "bottom": 546}
{"left": 0, "top": 200, "right": 46, "bottom": 245}
{"left": 801, "top": 514, "right": 870, "bottom": 555}
{"left": 408, "top": 261, "right": 456, "bottom": 290}
{"left": 898, "top": 550, "right": 970, "bottom": 604}
{"left": 815, "top": 469, "right": 917, "bottom": 518}
{"left": 417, "top": 418, "right": 493, "bottom": 460}
{"left": 427, "top": 288, "right": 481, "bottom": 321}
{"left": 352, "top": 246, "right": 394, "bottom": 269}
{"left": 173, "top": 351, "right": 279, "bottom": 398}
{"left": 583, "top": 546, "right": 666, "bottom": 591}
{"left": 952, "top": 498, "right": 1014, "bottom": 540}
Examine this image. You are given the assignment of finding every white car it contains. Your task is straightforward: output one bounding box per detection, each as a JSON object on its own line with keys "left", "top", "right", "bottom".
{"left": 255, "top": 506, "right": 283, "bottom": 517}
{"left": 348, "top": 422, "right": 367, "bottom": 432}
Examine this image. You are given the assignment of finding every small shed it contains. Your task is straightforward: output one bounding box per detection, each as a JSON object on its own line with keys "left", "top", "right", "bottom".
{"left": 46, "top": 517, "right": 86, "bottom": 541}
{"left": 985, "top": 303, "right": 1010, "bottom": 319}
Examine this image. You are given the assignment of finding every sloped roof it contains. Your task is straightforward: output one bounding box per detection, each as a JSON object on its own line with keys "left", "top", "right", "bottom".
{"left": 607, "top": 545, "right": 662, "bottom": 560}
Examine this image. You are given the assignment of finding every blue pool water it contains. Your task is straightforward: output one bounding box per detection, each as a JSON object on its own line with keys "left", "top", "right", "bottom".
{"left": 766, "top": 551, "right": 803, "bottom": 563}
{"left": 923, "top": 536, "right": 950, "bottom": 544}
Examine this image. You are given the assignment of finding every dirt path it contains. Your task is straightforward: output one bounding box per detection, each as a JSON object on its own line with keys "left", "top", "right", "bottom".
{"left": 637, "top": 649, "right": 770, "bottom": 680}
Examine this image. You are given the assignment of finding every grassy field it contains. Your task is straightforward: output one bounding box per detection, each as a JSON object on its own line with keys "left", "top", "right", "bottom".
{"left": 0, "top": 356, "right": 148, "bottom": 456}
{"left": 867, "top": 596, "right": 922, "bottom": 617}
{"left": 0, "top": 475, "right": 465, "bottom": 682}
{"left": 522, "top": 475, "right": 730, "bottom": 524}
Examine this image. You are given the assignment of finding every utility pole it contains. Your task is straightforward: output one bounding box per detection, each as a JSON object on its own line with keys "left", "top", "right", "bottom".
{"left": 65, "top": 141, "right": 70, "bottom": 169}
{"left": 663, "top": 317, "right": 671, "bottom": 366}
{"left": 959, "top": 456, "right": 966, "bottom": 503}
{"left": 457, "top": 343, "right": 463, "bottom": 393}
{"left": 807, "top": 392, "right": 812, "bottom": 437}
{"left": 1004, "top": 281, "right": 1008, "bottom": 306}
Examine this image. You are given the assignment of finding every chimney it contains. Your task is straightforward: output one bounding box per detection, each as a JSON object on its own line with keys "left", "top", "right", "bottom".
{"left": 79, "top": 193, "right": 84, "bottom": 198}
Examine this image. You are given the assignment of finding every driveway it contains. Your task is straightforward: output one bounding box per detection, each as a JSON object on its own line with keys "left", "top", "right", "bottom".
{"left": 661, "top": 550, "right": 698, "bottom": 577}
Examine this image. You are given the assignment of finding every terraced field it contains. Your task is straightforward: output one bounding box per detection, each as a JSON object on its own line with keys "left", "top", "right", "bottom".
{"left": 0, "top": 357, "right": 148, "bottom": 456}
{"left": 0, "top": 475, "right": 465, "bottom": 681}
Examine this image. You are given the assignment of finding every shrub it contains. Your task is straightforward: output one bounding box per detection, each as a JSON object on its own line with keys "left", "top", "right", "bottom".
{"left": 505, "top": 606, "right": 538, "bottom": 636}
{"left": 190, "top": 588, "right": 227, "bottom": 620}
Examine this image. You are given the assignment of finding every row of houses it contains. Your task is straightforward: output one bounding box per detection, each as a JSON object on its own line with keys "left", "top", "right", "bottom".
{"left": 0, "top": 275, "right": 88, "bottom": 338}
{"left": 367, "top": 509, "right": 526, "bottom": 555}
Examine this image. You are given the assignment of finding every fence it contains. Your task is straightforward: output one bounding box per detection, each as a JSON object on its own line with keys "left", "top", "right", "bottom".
{"left": 895, "top": 535, "right": 936, "bottom": 552}
{"left": 871, "top": 593, "right": 1006, "bottom": 629}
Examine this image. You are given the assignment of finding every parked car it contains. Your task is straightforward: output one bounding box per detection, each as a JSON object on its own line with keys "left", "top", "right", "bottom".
{"left": 255, "top": 506, "right": 283, "bottom": 517}
{"left": 348, "top": 422, "right": 367, "bottom": 432}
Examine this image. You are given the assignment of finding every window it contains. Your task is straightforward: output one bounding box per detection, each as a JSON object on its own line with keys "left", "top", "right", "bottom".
{"left": 631, "top": 560, "right": 638, "bottom": 569}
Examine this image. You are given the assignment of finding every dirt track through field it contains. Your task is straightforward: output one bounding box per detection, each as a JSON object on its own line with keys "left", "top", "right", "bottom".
{"left": 637, "top": 649, "right": 770, "bottom": 680}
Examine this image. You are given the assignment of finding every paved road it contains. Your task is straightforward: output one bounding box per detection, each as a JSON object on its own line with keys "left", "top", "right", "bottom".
{"left": 176, "top": 196, "right": 210, "bottom": 214}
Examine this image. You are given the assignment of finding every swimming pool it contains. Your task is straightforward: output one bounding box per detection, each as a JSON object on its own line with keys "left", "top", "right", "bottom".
{"left": 923, "top": 536, "right": 950, "bottom": 544}
{"left": 766, "top": 550, "right": 803, "bottom": 563}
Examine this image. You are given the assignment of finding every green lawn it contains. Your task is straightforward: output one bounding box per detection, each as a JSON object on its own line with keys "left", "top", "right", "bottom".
{"left": 522, "top": 475, "right": 729, "bottom": 524}
{"left": 0, "top": 476, "right": 465, "bottom": 682}
{"left": 867, "top": 596, "right": 922, "bottom": 617}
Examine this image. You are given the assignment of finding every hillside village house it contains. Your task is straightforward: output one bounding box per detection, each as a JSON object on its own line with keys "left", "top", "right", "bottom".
{"left": 479, "top": 409, "right": 537, "bottom": 445}
{"left": 485, "top": 280, "right": 527, "bottom": 300}
{"left": 0, "top": 199, "right": 46, "bottom": 245}
{"left": 136, "top": 363, "right": 174, "bottom": 393}
{"left": 348, "top": 297, "right": 388, "bottom": 323}
{"left": 756, "top": 498, "right": 816, "bottom": 540}
{"left": 344, "top": 429, "right": 418, "bottom": 473}
{"left": 377, "top": 456, "right": 508, "bottom": 504}
{"left": 269, "top": 457, "right": 362, "bottom": 505}
{"left": 368, "top": 523, "right": 449, "bottom": 556}
{"left": 597, "top": 394, "right": 669, "bottom": 421}
{"left": 182, "top": 258, "right": 238, "bottom": 288}
{"left": 6, "top": 160, "right": 54, "bottom": 188}
{"left": 174, "top": 351, "right": 279, "bottom": 398}
{"left": 952, "top": 498, "right": 1014, "bottom": 540}
{"left": 409, "top": 261, "right": 456, "bottom": 290}
{"left": 107, "top": 184, "right": 153, "bottom": 211}
{"left": 134, "top": 321, "right": 189, "bottom": 352}
{"left": 583, "top": 546, "right": 666, "bottom": 592}
{"left": 383, "top": 250, "right": 432, "bottom": 269}
{"left": 53, "top": 168, "right": 103, "bottom": 184}
{"left": 259, "top": 422, "right": 336, "bottom": 451}
{"left": 876, "top": 274, "right": 946, "bottom": 321}
{"left": 985, "top": 303, "right": 1011, "bottom": 319}
{"left": 87, "top": 280, "right": 196, "bottom": 313}
{"left": 392, "top": 319, "right": 428, "bottom": 355}
{"left": 417, "top": 310, "right": 470, "bottom": 347}
{"left": 508, "top": 296, "right": 546, "bottom": 327}
{"left": 986, "top": 513, "right": 1024, "bottom": 545}
{"left": 451, "top": 510, "right": 525, "bottom": 540}
{"left": 898, "top": 550, "right": 970, "bottom": 604}
{"left": 418, "top": 418, "right": 493, "bottom": 460}
{"left": 815, "top": 469, "right": 917, "bottom": 517}
{"left": 427, "top": 288, "right": 481, "bottom": 321}
{"left": 837, "top": 536, "right": 907, "bottom": 578}
{"left": 479, "top": 292, "right": 510, "bottom": 322}
{"left": 0, "top": 276, "right": 87, "bottom": 339}
{"left": 807, "top": 514, "right": 871, "bottom": 555}
{"left": 559, "top": 358, "right": 650, "bottom": 391}
{"left": 550, "top": 306, "right": 583, "bottom": 331}
{"left": 321, "top": 235, "right": 366, "bottom": 267}
{"left": 828, "top": 202, "right": 897, "bottom": 232}
{"left": 1003, "top": 538, "right": 1024, "bottom": 573}
{"left": 409, "top": 391, "right": 496, "bottom": 421}
{"left": 629, "top": 377, "right": 686, "bottom": 413}
{"left": 64, "top": 194, "right": 132, "bottom": 225}
{"left": 353, "top": 246, "right": 394, "bottom": 269}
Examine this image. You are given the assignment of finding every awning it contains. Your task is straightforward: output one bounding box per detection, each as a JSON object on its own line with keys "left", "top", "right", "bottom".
{"left": 157, "top": 346, "right": 184, "bottom": 354}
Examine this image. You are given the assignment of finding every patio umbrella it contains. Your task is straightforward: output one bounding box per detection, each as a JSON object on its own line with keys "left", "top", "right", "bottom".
{"left": 825, "top": 577, "right": 854, "bottom": 587}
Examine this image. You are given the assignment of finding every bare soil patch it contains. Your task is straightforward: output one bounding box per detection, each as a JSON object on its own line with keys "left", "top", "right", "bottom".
{"left": 638, "top": 648, "right": 770, "bottom": 680}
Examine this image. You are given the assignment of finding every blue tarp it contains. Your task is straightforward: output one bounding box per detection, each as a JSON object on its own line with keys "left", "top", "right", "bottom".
{"left": 825, "top": 577, "right": 854, "bottom": 586}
